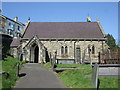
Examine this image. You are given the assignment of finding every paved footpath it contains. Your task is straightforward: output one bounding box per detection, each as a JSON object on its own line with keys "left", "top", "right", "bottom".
{"left": 14, "top": 63, "right": 66, "bottom": 88}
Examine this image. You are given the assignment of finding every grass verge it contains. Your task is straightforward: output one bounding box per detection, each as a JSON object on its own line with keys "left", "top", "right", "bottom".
{"left": 99, "top": 77, "right": 119, "bottom": 88}
{"left": 44, "top": 62, "right": 51, "bottom": 69}
{"left": 44, "top": 62, "right": 119, "bottom": 88}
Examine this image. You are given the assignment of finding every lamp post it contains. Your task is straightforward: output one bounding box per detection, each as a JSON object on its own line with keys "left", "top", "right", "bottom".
{"left": 17, "top": 48, "right": 22, "bottom": 60}
{"left": 23, "top": 49, "right": 28, "bottom": 62}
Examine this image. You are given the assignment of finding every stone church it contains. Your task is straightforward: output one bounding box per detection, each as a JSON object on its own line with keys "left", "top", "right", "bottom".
{"left": 10, "top": 17, "right": 109, "bottom": 64}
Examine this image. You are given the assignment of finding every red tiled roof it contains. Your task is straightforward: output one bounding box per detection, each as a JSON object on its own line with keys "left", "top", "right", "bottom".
{"left": 22, "top": 22, "right": 104, "bottom": 39}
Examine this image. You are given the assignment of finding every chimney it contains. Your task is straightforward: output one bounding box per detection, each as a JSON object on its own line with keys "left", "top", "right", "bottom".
{"left": 28, "top": 17, "right": 30, "bottom": 21}
{"left": 25, "top": 17, "right": 30, "bottom": 25}
{"left": 14, "top": 17, "right": 18, "bottom": 22}
{"left": 96, "top": 17, "right": 100, "bottom": 22}
{"left": 87, "top": 17, "right": 91, "bottom": 22}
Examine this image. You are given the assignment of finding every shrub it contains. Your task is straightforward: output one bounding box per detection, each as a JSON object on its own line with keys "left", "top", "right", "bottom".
{"left": 2, "top": 56, "right": 23, "bottom": 88}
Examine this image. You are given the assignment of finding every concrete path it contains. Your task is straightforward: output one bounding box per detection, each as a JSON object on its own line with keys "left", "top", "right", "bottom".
{"left": 14, "top": 63, "right": 66, "bottom": 88}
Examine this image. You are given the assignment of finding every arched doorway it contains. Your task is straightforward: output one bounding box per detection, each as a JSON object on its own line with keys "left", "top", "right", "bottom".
{"left": 34, "top": 45, "right": 39, "bottom": 63}
{"left": 30, "top": 43, "right": 39, "bottom": 63}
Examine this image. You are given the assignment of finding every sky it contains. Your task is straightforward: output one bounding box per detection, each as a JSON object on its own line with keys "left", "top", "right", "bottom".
{"left": 1, "top": 2, "right": 119, "bottom": 44}
{"left": 1, "top": 0, "right": 120, "bottom": 2}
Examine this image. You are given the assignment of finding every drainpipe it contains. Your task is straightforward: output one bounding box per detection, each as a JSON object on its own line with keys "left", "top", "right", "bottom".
{"left": 74, "top": 41, "right": 76, "bottom": 63}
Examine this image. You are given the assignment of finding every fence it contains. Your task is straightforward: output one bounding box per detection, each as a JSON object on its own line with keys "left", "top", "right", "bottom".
{"left": 99, "top": 49, "right": 120, "bottom": 64}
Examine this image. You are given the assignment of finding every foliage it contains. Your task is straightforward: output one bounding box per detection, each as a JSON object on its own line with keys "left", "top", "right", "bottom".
{"left": 2, "top": 56, "right": 23, "bottom": 88}
{"left": 105, "top": 34, "right": 118, "bottom": 51}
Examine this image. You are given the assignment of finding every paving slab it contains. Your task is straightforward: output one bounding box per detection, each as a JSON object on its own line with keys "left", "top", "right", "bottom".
{"left": 14, "top": 63, "right": 66, "bottom": 88}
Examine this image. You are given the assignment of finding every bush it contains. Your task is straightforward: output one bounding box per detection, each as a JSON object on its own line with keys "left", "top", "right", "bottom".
{"left": 2, "top": 56, "right": 23, "bottom": 88}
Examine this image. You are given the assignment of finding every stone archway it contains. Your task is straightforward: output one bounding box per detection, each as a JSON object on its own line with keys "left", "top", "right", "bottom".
{"left": 30, "top": 43, "right": 39, "bottom": 63}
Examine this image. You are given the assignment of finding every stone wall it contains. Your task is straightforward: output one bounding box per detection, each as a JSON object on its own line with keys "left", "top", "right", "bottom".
{"left": 11, "top": 39, "right": 108, "bottom": 64}
{"left": 10, "top": 47, "right": 18, "bottom": 58}
{"left": 41, "top": 41, "right": 75, "bottom": 59}
{"left": 41, "top": 40, "right": 106, "bottom": 63}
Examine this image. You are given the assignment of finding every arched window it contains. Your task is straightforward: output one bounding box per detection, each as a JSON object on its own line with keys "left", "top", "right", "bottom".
{"left": 65, "top": 46, "right": 68, "bottom": 54}
{"left": 92, "top": 45, "right": 95, "bottom": 54}
{"left": 61, "top": 46, "right": 64, "bottom": 55}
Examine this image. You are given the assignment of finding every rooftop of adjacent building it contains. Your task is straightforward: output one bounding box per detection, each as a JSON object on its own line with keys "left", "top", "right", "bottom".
{"left": 0, "top": 14, "right": 25, "bottom": 26}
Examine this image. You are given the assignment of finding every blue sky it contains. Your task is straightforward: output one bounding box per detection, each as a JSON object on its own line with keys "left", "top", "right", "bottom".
{"left": 2, "top": 2, "right": 118, "bottom": 43}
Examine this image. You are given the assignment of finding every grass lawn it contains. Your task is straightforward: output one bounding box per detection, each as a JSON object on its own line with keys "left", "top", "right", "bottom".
{"left": 99, "top": 77, "right": 119, "bottom": 88}
{"left": 56, "top": 64, "right": 91, "bottom": 69}
{"left": 56, "top": 64, "right": 93, "bottom": 88}
{"left": 58, "top": 69, "right": 93, "bottom": 88}
{"left": 44, "top": 62, "right": 119, "bottom": 88}
{"left": 2, "top": 56, "right": 24, "bottom": 88}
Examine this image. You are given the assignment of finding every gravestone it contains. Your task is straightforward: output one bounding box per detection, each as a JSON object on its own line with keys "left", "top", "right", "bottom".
{"left": 52, "top": 55, "right": 56, "bottom": 71}
{"left": 51, "top": 51, "right": 57, "bottom": 70}
{"left": 92, "top": 63, "right": 99, "bottom": 88}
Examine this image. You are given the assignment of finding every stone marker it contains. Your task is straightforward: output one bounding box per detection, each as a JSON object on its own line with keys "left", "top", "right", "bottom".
{"left": 52, "top": 51, "right": 57, "bottom": 71}
{"left": 52, "top": 56, "right": 56, "bottom": 70}
{"left": 92, "top": 63, "right": 99, "bottom": 88}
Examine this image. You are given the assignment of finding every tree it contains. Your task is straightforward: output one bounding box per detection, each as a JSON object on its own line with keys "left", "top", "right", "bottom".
{"left": 105, "top": 34, "right": 117, "bottom": 51}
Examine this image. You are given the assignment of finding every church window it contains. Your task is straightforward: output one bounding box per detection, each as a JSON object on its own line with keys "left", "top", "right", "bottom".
{"left": 65, "top": 46, "right": 68, "bottom": 54}
{"left": 61, "top": 46, "right": 64, "bottom": 55}
{"left": 92, "top": 45, "right": 95, "bottom": 54}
